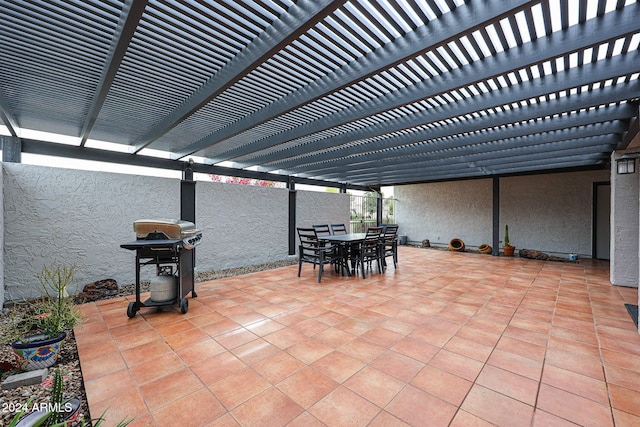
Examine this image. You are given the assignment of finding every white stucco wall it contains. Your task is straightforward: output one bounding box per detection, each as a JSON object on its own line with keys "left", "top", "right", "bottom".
{"left": 611, "top": 151, "right": 639, "bottom": 287}
{"left": 2, "top": 163, "right": 350, "bottom": 304}
{"left": 396, "top": 170, "right": 609, "bottom": 255}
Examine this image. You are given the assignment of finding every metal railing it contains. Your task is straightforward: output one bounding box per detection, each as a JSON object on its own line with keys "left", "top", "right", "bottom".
{"left": 349, "top": 193, "right": 396, "bottom": 233}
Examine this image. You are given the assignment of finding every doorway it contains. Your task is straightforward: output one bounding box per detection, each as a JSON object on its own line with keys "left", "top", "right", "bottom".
{"left": 593, "top": 182, "right": 611, "bottom": 260}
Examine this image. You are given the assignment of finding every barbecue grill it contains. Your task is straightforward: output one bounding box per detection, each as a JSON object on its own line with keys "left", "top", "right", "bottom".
{"left": 121, "top": 219, "right": 202, "bottom": 318}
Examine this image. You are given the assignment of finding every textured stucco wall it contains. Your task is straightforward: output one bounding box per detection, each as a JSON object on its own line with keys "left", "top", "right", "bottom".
{"left": 611, "top": 151, "right": 639, "bottom": 287}
{"left": 296, "top": 190, "right": 351, "bottom": 232}
{"left": 195, "top": 182, "right": 290, "bottom": 270}
{"left": 396, "top": 170, "right": 609, "bottom": 255}
{"left": 395, "top": 179, "right": 493, "bottom": 248}
{"left": 3, "top": 163, "right": 181, "bottom": 301}
{"left": 2, "top": 163, "right": 349, "bottom": 303}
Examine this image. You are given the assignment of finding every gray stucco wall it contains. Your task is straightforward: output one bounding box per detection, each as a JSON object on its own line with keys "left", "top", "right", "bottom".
{"left": 611, "top": 151, "right": 639, "bottom": 287}
{"left": 2, "top": 163, "right": 349, "bottom": 304}
{"left": 396, "top": 170, "right": 609, "bottom": 256}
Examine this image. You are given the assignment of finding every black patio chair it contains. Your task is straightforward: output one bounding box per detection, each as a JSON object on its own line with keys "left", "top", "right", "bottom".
{"left": 352, "top": 226, "right": 384, "bottom": 279}
{"left": 312, "top": 224, "right": 332, "bottom": 236}
{"left": 381, "top": 224, "right": 399, "bottom": 270}
{"left": 297, "top": 227, "right": 341, "bottom": 283}
{"left": 331, "top": 223, "right": 348, "bottom": 234}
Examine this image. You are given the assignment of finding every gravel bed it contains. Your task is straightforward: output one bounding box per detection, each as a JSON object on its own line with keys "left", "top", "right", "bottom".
{"left": 0, "top": 260, "right": 296, "bottom": 426}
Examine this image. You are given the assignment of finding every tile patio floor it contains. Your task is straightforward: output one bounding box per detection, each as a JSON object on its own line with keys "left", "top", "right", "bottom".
{"left": 74, "top": 246, "right": 640, "bottom": 426}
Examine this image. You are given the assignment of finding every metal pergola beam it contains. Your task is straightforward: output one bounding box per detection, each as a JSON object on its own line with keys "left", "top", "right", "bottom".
{"left": 287, "top": 105, "right": 632, "bottom": 175}
{"left": 0, "top": 92, "right": 18, "bottom": 137}
{"left": 79, "top": 0, "right": 147, "bottom": 146}
{"left": 19, "top": 138, "right": 369, "bottom": 192}
{"left": 172, "top": 0, "right": 534, "bottom": 159}
{"left": 212, "top": 5, "right": 640, "bottom": 165}
{"left": 131, "top": 0, "right": 346, "bottom": 153}
{"left": 309, "top": 125, "right": 624, "bottom": 180}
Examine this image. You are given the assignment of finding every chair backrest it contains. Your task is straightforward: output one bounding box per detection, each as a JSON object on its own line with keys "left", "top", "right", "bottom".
{"left": 383, "top": 224, "right": 398, "bottom": 240}
{"left": 331, "top": 223, "right": 347, "bottom": 234}
{"left": 312, "top": 224, "right": 332, "bottom": 236}
{"left": 365, "top": 227, "right": 383, "bottom": 239}
{"left": 297, "top": 227, "right": 319, "bottom": 247}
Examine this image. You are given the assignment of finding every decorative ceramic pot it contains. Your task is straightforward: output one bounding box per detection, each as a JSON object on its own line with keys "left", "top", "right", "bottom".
{"left": 503, "top": 246, "right": 516, "bottom": 257}
{"left": 11, "top": 332, "right": 66, "bottom": 371}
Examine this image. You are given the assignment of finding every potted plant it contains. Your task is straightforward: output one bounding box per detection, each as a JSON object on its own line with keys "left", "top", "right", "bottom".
{"left": 2, "top": 264, "right": 83, "bottom": 371}
{"left": 503, "top": 225, "right": 515, "bottom": 256}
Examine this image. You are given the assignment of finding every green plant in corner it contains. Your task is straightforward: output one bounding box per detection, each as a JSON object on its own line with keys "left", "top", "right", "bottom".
{"left": 1, "top": 264, "right": 83, "bottom": 345}
{"left": 504, "top": 224, "right": 513, "bottom": 247}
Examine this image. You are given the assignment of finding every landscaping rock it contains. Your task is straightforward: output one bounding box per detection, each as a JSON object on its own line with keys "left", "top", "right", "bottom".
{"left": 75, "top": 279, "right": 119, "bottom": 303}
{"left": 2, "top": 368, "right": 47, "bottom": 390}
{"left": 519, "top": 249, "right": 550, "bottom": 260}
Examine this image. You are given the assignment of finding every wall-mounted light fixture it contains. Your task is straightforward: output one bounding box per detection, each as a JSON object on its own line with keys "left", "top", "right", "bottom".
{"left": 617, "top": 157, "right": 636, "bottom": 174}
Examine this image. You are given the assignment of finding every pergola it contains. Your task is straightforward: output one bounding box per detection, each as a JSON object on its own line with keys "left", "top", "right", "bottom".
{"left": 1, "top": 0, "right": 639, "bottom": 191}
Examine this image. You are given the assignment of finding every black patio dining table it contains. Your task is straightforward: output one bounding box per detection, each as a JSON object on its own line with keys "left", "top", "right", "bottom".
{"left": 318, "top": 233, "right": 368, "bottom": 277}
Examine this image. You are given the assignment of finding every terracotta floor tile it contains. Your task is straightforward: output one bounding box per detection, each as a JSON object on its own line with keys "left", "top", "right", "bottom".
{"left": 605, "top": 364, "right": 640, "bottom": 393}
{"left": 495, "top": 335, "right": 547, "bottom": 362}
{"left": 164, "top": 326, "right": 211, "bottom": 350}
{"left": 139, "top": 368, "right": 204, "bottom": 411}
{"left": 128, "top": 351, "right": 186, "bottom": 385}
{"left": 461, "top": 385, "right": 534, "bottom": 426}
{"left": 231, "top": 387, "right": 303, "bottom": 426}
{"left": 344, "top": 366, "right": 405, "bottom": 407}
{"left": 444, "top": 335, "right": 494, "bottom": 362}
{"left": 391, "top": 336, "right": 439, "bottom": 363}
{"left": 338, "top": 337, "right": 386, "bottom": 363}
{"left": 613, "top": 409, "right": 640, "bottom": 427}
{"left": 263, "top": 327, "right": 308, "bottom": 350}
{"left": 476, "top": 364, "right": 539, "bottom": 406}
{"left": 87, "top": 389, "right": 149, "bottom": 426}
{"left": 230, "top": 337, "right": 279, "bottom": 365}
{"left": 370, "top": 349, "right": 424, "bottom": 382}
{"left": 309, "top": 386, "right": 381, "bottom": 427}
{"left": 542, "top": 364, "right": 609, "bottom": 404}
{"left": 175, "top": 338, "right": 226, "bottom": 365}
{"left": 152, "top": 388, "right": 225, "bottom": 427}
{"left": 84, "top": 369, "right": 137, "bottom": 405}
{"left": 360, "top": 326, "right": 404, "bottom": 347}
{"left": 312, "top": 350, "right": 364, "bottom": 383}
{"left": 79, "top": 350, "right": 127, "bottom": 382}
{"left": 191, "top": 351, "right": 246, "bottom": 385}
{"left": 411, "top": 364, "right": 473, "bottom": 406}
{"left": 209, "top": 367, "right": 271, "bottom": 410}
{"left": 277, "top": 367, "right": 338, "bottom": 409}
{"left": 544, "top": 347, "right": 605, "bottom": 380}
{"left": 532, "top": 409, "right": 580, "bottom": 427}
{"left": 487, "top": 348, "right": 543, "bottom": 381}
{"left": 252, "top": 350, "right": 305, "bottom": 384}
{"left": 537, "top": 383, "right": 614, "bottom": 426}
{"left": 609, "top": 384, "right": 640, "bottom": 418}
{"left": 548, "top": 335, "right": 601, "bottom": 360}
{"left": 245, "top": 318, "right": 286, "bottom": 336}
{"left": 286, "top": 338, "right": 333, "bottom": 364}
{"left": 368, "top": 410, "right": 411, "bottom": 427}
{"left": 429, "top": 349, "right": 484, "bottom": 382}
{"left": 215, "top": 327, "right": 259, "bottom": 350}
{"left": 75, "top": 249, "right": 637, "bottom": 427}
{"left": 449, "top": 409, "right": 495, "bottom": 427}
{"left": 386, "top": 385, "right": 458, "bottom": 427}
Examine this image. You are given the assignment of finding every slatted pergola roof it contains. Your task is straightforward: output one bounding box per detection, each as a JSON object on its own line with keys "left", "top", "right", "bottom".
{"left": 1, "top": 0, "right": 639, "bottom": 189}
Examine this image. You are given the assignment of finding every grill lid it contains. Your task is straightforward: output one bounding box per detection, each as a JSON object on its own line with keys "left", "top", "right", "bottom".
{"left": 134, "top": 219, "right": 196, "bottom": 239}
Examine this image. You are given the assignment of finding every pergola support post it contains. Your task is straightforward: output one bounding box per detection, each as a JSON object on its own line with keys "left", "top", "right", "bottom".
{"left": 492, "top": 177, "right": 500, "bottom": 256}
{"left": 1, "top": 136, "right": 21, "bottom": 163}
{"left": 288, "top": 178, "right": 296, "bottom": 256}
